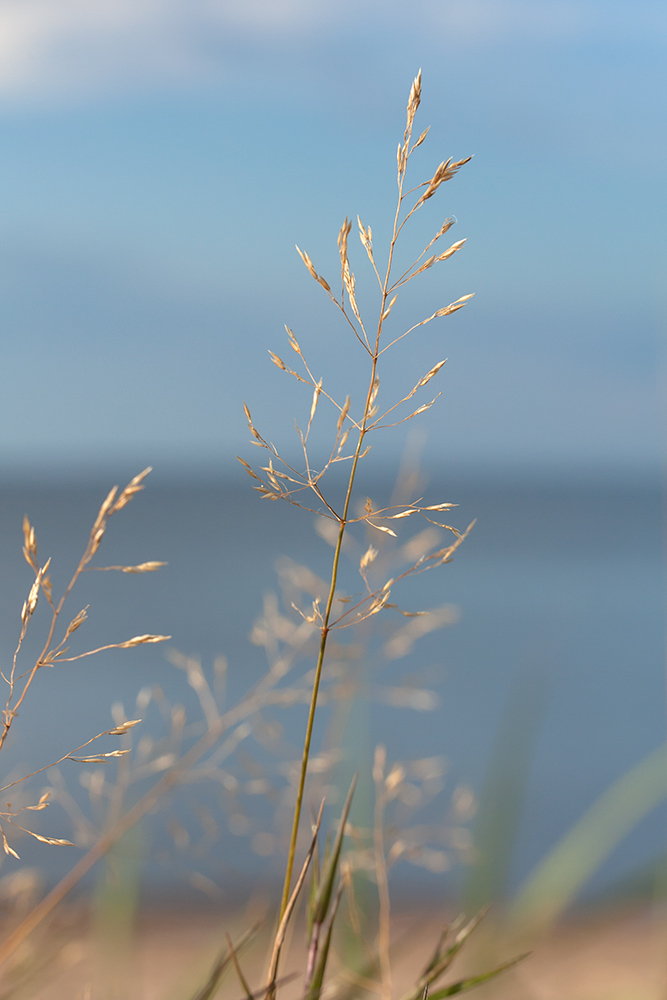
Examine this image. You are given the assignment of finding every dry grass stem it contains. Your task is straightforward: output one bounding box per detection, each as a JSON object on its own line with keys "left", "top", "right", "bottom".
{"left": 238, "top": 73, "right": 477, "bottom": 968}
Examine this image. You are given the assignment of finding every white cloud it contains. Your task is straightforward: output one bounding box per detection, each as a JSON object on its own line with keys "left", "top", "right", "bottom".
{"left": 0, "top": 0, "right": 333, "bottom": 104}
{"left": 0, "top": 0, "right": 662, "bottom": 106}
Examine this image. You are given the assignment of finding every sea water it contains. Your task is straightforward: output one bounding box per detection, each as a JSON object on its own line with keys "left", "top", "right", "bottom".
{"left": 0, "top": 470, "right": 664, "bottom": 903}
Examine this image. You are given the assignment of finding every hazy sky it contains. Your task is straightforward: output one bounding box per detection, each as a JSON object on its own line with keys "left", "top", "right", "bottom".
{"left": 1, "top": 0, "right": 665, "bottom": 476}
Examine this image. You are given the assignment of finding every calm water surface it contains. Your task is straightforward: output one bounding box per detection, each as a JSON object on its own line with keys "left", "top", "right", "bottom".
{"left": 0, "top": 471, "right": 664, "bottom": 902}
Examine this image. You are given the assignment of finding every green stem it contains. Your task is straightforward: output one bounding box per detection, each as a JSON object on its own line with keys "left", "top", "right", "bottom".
{"left": 278, "top": 105, "right": 415, "bottom": 920}
{"left": 278, "top": 380, "right": 374, "bottom": 919}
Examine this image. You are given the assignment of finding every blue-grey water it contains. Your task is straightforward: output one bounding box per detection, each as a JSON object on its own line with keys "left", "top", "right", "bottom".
{"left": 0, "top": 470, "right": 665, "bottom": 907}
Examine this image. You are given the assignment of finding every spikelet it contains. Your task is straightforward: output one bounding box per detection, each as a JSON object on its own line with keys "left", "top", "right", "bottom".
{"left": 418, "top": 157, "right": 473, "bottom": 206}
{"left": 110, "top": 468, "right": 152, "bottom": 515}
{"left": 295, "top": 246, "right": 331, "bottom": 293}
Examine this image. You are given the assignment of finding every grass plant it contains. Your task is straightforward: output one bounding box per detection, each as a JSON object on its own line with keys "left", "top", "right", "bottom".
{"left": 0, "top": 72, "right": 527, "bottom": 998}
{"left": 230, "top": 69, "right": 523, "bottom": 1000}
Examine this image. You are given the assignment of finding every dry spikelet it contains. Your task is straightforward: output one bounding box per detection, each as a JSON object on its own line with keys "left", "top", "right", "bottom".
{"left": 269, "top": 350, "right": 287, "bottom": 371}
{"left": 93, "top": 486, "right": 118, "bottom": 533}
{"left": 237, "top": 456, "right": 260, "bottom": 480}
{"left": 417, "top": 360, "right": 447, "bottom": 388}
{"left": 106, "top": 718, "right": 142, "bottom": 736}
{"left": 116, "top": 634, "right": 171, "bottom": 648}
{"left": 309, "top": 380, "right": 322, "bottom": 426}
{"left": 64, "top": 608, "right": 88, "bottom": 638}
{"left": 406, "top": 69, "right": 422, "bottom": 126}
{"left": 420, "top": 156, "right": 473, "bottom": 204}
{"left": 262, "top": 464, "right": 290, "bottom": 481}
{"left": 434, "top": 293, "right": 475, "bottom": 318}
{"left": 22, "top": 516, "right": 37, "bottom": 570}
{"left": 368, "top": 591, "right": 391, "bottom": 616}
{"left": 381, "top": 295, "right": 397, "bottom": 322}
{"left": 436, "top": 238, "right": 466, "bottom": 261}
{"left": 359, "top": 546, "right": 378, "bottom": 571}
{"left": 0, "top": 830, "right": 20, "bottom": 860}
{"left": 120, "top": 562, "right": 166, "bottom": 573}
{"left": 338, "top": 217, "right": 351, "bottom": 259}
{"left": 357, "top": 216, "right": 373, "bottom": 259}
{"left": 338, "top": 217, "right": 362, "bottom": 324}
{"left": 409, "top": 243, "right": 466, "bottom": 281}
{"left": 368, "top": 523, "right": 397, "bottom": 537}
{"left": 285, "top": 325, "right": 302, "bottom": 356}
{"left": 411, "top": 127, "right": 430, "bottom": 153}
{"left": 336, "top": 395, "right": 351, "bottom": 435}
{"left": 21, "top": 566, "right": 46, "bottom": 624}
{"left": 243, "top": 402, "right": 263, "bottom": 443}
{"left": 406, "top": 397, "right": 438, "bottom": 420}
{"left": 89, "top": 526, "right": 106, "bottom": 558}
{"left": 270, "top": 348, "right": 308, "bottom": 383}
{"left": 68, "top": 750, "right": 130, "bottom": 763}
{"left": 417, "top": 254, "right": 436, "bottom": 274}
{"left": 111, "top": 467, "right": 152, "bottom": 514}
{"left": 11, "top": 792, "right": 51, "bottom": 813}
{"left": 295, "top": 246, "right": 331, "bottom": 292}
{"left": 23, "top": 831, "right": 74, "bottom": 847}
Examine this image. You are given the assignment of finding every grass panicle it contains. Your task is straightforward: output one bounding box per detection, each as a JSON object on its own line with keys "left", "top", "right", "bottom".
{"left": 234, "top": 69, "right": 518, "bottom": 1000}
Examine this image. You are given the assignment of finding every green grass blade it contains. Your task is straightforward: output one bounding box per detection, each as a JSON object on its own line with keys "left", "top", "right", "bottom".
{"left": 426, "top": 953, "right": 529, "bottom": 1000}
{"left": 400, "top": 909, "right": 489, "bottom": 1000}
{"left": 511, "top": 743, "right": 667, "bottom": 931}
{"left": 305, "top": 882, "right": 345, "bottom": 1000}
{"left": 312, "top": 775, "right": 357, "bottom": 927}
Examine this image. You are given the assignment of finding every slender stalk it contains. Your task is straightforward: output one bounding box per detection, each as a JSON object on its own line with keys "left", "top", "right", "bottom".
{"left": 373, "top": 746, "right": 392, "bottom": 1000}
{"left": 278, "top": 84, "right": 418, "bottom": 920}
{"left": 279, "top": 368, "right": 377, "bottom": 918}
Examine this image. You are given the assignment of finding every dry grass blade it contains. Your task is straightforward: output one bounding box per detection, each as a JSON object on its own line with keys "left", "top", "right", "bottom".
{"left": 226, "top": 932, "right": 254, "bottom": 1000}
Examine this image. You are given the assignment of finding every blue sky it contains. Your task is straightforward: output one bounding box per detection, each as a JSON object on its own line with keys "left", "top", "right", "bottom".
{"left": 0, "top": 0, "right": 665, "bottom": 476}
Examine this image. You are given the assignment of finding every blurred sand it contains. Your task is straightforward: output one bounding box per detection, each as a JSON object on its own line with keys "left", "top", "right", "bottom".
{"left": 6, "top": 902, "right": 667, "bottom": 1000}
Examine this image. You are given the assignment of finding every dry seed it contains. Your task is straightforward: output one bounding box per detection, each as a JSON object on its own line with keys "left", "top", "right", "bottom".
{"left": 418, "top": 360, "right": 447, "bottom": 388}
{"left": 269, "top": 351, "right": 287, "bottom": 370}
